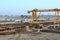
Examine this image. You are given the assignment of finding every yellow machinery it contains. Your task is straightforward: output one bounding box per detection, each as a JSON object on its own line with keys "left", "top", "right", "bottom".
{"left": 28, "top": 9, "right": 44, "bottom": 27}
{"left": 37, "top": 8, "right": 60, "bottom": 28}
{"left": 28, "top": 8, "right": 60, "bottom": 29}
{"left": 28, "top": 9, "right": 38, "bottom": 24}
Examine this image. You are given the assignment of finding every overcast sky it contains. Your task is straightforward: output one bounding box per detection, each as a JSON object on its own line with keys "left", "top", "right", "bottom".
{"left": 0, "top": 0, "right": 60, "bottom": 15}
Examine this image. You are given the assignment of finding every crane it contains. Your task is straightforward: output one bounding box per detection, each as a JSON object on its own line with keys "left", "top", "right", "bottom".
{"left": 28, "top": 8, "right": 60, "bottom": 33}
{"left": 28, "top": 9, "right": 38, "bottom": 24}
{"left": 37, "top": 8, "right": 60, "bottom": 28}
{"left": 28, "top": 9, "right": 41, "bottom": 33}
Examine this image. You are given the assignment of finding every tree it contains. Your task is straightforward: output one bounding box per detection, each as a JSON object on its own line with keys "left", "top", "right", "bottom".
{"left": 21, "top": 15, "right": 24, "bottom": 18}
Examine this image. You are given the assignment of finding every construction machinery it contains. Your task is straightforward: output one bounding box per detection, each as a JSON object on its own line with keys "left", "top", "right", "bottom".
{"left": 28, "top": 9, "right": 38, "bottom": 24}
{"left": 37, "top": 8, "right": 60, "bottom": 28}
{"left": 28, "top": 8, "right": 60, "bottom": 33}
{"left": 28, "top": 9, "right": 44, "bottom": 28}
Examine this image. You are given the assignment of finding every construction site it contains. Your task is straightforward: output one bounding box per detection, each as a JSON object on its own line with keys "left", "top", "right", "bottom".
{"left": 0, "top": 8, "right": 60, "bottom": 40}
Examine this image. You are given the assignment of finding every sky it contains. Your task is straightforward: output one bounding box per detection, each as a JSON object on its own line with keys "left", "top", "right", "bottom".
{"left": 0, "top": 0, "right": 60, "bottom": 15}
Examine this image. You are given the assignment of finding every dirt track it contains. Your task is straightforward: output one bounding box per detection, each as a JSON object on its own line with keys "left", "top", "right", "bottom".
{"left": 0, "top": 32, "right": 60, "bottom": 40}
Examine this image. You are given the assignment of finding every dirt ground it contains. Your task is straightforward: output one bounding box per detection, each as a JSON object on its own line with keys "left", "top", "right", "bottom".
{"left": 0, "top": 32, "right": 60, "bottom": 40}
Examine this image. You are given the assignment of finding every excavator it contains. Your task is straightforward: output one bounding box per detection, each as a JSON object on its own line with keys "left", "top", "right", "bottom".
{"left": 26, "top": 8, "right": 60, "bottom": 33}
